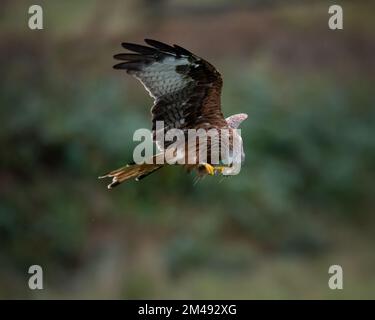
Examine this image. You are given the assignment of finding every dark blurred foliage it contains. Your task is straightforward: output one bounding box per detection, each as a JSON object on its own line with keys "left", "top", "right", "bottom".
{"left": 0, "top": 0, "right": 375, "bottom": 298}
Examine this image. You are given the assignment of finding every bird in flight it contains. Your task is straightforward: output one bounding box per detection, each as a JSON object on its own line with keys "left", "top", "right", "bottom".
{"left": 99, "top": 39, "right": 247, "bottom": 189}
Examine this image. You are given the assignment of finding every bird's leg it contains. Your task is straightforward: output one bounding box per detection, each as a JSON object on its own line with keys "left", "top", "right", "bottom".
{"left": 199, "top": 163, "right": 215, "bottom": 176}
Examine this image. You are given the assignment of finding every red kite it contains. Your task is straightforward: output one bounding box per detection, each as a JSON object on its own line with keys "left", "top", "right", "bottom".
{"left": 100, "top": 39, "right": 247, "bottom": 188}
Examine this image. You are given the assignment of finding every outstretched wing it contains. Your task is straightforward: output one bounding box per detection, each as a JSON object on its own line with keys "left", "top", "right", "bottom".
{"left": 113, "top": 39, "right": 227, "bottom": 137}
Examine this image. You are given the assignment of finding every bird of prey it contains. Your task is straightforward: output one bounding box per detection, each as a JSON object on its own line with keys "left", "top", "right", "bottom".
{"left": 99, "top": 39, "right": 247, "bottom": 189}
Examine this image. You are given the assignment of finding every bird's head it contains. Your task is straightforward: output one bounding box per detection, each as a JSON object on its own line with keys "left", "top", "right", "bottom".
{"left": 225, "top": 113, "right": 248, "bottom": 129}
{"left": 221, "top": 113, "right": 248, "bottom": 176}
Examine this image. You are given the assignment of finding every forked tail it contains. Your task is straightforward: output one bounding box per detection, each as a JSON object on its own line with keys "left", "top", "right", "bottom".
{"left": 99, "top": 162, "right": 163, "bottom": 189}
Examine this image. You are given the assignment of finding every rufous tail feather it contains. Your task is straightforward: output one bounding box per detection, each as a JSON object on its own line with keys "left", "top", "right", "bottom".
{"left": 99, "top": 162, "right": 163, "bottom": 189}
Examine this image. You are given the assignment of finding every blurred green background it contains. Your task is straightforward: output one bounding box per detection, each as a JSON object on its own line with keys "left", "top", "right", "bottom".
{"left": 1, "top": 0, "right": 374, "bottom": 299}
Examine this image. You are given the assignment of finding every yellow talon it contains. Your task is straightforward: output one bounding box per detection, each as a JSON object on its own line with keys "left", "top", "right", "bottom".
{"left": 202, "top": 163, "right": 215, "bottom": 175}
{"left": 214, "top": 166, "right": 227, "bottom": 174}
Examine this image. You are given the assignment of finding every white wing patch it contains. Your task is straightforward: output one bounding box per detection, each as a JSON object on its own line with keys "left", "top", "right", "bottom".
{"left": 132, "top": 56, "right": 193, "bottom": 99}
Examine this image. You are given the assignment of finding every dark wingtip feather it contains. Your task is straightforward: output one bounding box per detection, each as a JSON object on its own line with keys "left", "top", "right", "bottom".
{"left": 173, "top": 44, "right": 194, "bottom": 56}
{"left": 113, "top": 62, "right": 141, "bottom": 71}
{"left": 113, "top": 62, "right": 127, "bottom": 70}
{"left": 113, "top": 53, "right": 143, "bottom": 61}
{"left": 121, "top": 42, "right": 157, "bottom": 55}
{"left": 144, "top": 39, "right": 177, "bottom": 54}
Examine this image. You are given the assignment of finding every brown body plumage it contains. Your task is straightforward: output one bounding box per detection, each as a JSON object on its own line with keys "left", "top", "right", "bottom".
{"left": 99, "top": 39, "right": 247, "bottom": 189}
